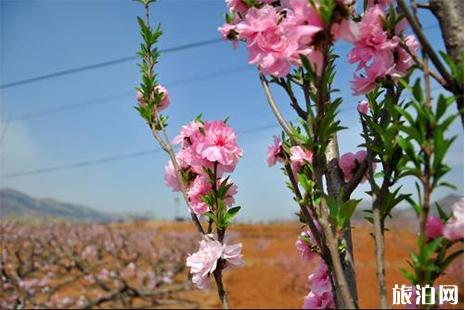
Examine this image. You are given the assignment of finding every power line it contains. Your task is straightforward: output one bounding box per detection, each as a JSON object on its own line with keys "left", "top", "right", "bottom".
{"left": 0, "top": 85, "right": 449, "bottom": 179}
{"left": 9, "top": 65, "right": 252, "bottom": 122}
{"left": 11, "top": 91, "right": 134, "bottom": 121}
{"left": 0, "top": 107, "right": 358, "bottom": 179}
{"left": 1, "top": 24, "right": 440, "bottom": 90}
{"left": 0, "top": 38, "right": 223, "bottom": 89}
{"left": 0, "top": 148, "right": 163, "bottom": 178}
{"left": 0, "top": 122, "right": 283, "bottom": 179}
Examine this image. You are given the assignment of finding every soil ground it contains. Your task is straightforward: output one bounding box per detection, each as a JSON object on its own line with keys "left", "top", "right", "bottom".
{"left": 152, "top": 221, "right": 464, "bottom": 309}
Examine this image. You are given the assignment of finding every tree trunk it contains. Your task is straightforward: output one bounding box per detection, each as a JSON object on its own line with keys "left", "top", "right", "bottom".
{"left": 430, "top": 0, "right": 464, "bottom": 123}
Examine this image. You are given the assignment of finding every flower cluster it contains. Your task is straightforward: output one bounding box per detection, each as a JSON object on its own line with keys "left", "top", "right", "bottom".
{"left": 295, "top": 226, "right": 319, "bottom": 261}
{"left": 165, "top": 119, "right": 243, "bottom": 216}
{"left": 303, "top": 259, "right": 335, "bottom": 309}
{"left": 290, "top": 146, "right": 314, "bottom": 172}
{"left": 339, "top": 150, "right": 375, "bottom": 183}
{"left": 220, "top": 1, "right": 418, "bottom": 91}
{"left": 186, "top": 235, "right": 243, "bottom": 289}
{"left": 348, "top": 4, "right": 419, "bottom": 94}
{"left": 266, "top": 137, "right": 314, "bottom": 173}
{"left": 426, "top": 198, "right": 464, "bottom": 241}
{"left": 219, "top": 0, "right": 356, "bottom": 77}
{"left": 267, "top": 136, "right": 284, "bottom": 166}
{"left": 294, "top": 223, "right": 333, "bottom": 309}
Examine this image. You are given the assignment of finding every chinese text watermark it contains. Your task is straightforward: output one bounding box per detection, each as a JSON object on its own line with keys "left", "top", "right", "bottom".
{"left": 393, "top": 284, "right": 458, "bottom": 306}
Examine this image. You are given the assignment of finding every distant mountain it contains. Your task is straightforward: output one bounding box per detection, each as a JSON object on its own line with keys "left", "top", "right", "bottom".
{"left": 0, "top": 188, "right": 119, "bottom": 222}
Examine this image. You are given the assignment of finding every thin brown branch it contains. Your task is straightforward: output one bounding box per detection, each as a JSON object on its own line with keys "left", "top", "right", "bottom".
{"left": 277, "top": 78, "right": 308, "bottom": 119}
{"left": 259, "top": 73, "right": 297, "bottom": 140}
{"left": 410, "top": 0, "right": 433, "bottom": 107}
{"left": 150, "top": 125, "right": 205, "bottom": 236}
{"left": 318, "top": 200, "right": 356, "bottom": 309}
{"left": 398, "top": 41, "right": 447, "bottom": 88}
{"left": 360, "top": 113, "right": 388, "bottom": 309}
{"left": 142, "top": 4, "right": 205, "bottom": 236}
{"left": 397, "top": 0, "right": 455, "bottom": 87}
{"left": 282, "top": 161, "right": 324, "bottom": 253}
{"left": 429, "top": 0, "right": 464, "bottom": 124}
{"left": 283, "top": 158, "right": 356, "bottom": 308}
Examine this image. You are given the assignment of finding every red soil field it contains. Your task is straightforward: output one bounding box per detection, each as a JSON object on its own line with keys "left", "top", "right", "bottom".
{"left": 152, "top": 221, "right": 464, "bottom": 309}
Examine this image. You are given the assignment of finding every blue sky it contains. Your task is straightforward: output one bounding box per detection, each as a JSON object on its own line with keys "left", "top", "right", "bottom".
{"left": 0, "top": 0, "right": 463, "bottom": 220}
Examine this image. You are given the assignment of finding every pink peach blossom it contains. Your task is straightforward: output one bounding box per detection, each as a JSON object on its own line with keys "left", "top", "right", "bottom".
{"left": 225, "top": 0, "right": 249, "bottom": 15}
{"left": 222, "top": 241, "right": 244, "bottom": 270}
{"left": 237, "top": 6, "right": 292, "bottom": 77}
{"left": 354, "top": 150, "right": 368, "bottom": 163}
{"left": 177, "top": 146, "right": 212, "bottom": 175}
{"left": 164, "top": 148, "right": 200, "bottom": 192}
{"left": 222, "top": 181, "right": 238, "bottom": 207}
{"left": 187, "top": 175, "right": 212, "bottom": 215}
{"left": 443, "top": 198, "right": 464, "bottom": 241}
{"left": 136, "top": 90, "right": 144, "bottom": 103}
{"left": 339, "top": 150, "right": 372, "bottom": 182}
{"left": 331, "top": 18, "right": 359, "bottom": 42}
{"left": 172, "top": 120, "right": 203, "bottom": 146}
{"left": 194, "top": 120, "right": 243, "bottom": 171}
{"left": 303, "top": 259, "right": 335, "bottom": 309}
{"left": 351, "top": 51, "right": 396, "bottom": 95}
{"left": 219, "top": 23, "right": 238, "bottom": 42}
{"left": 392, "top": 35, "right": 419, "bottom": 78}
{"left": 357, "top": 100, "right": 370, "bottom": 114}
{"left": 283, "top": 0, "right": 324, "bottom": 42}
{"left": 186, "top": 238, "right": 223, "bottom": 289}
{"left": 348, "top": 5, "right": 419, "bottom": 94}
{"left": 164, "top": 160, "right": 182, "bottom": 192}
{"left": 267, "top": 136, "right": 284, "bottom": 166}
{"left": 339, "top": 152, "right": 357, "bottom": 182}
{"left": 186, "top": 236, "right": 243, "bottom": 289}
{"left": 295, "top": 229, "right": 317, "bottom": 261}
{"left": 348, "top": 6, "right": 398, "bottom": 70}
{"left": 290, "top": 146, "right": 313, "bottom": 172}
{"left": 136, "top": 85, "right": 170, "bottom": 112}
{"left": 235, "top": 2, "right": 324, "bottom": 76}
{"left": 154, "top": 85, "right": 170, "bottom": 112}
{"left": 425, "top": 215, "right": 444, "bottom": 240}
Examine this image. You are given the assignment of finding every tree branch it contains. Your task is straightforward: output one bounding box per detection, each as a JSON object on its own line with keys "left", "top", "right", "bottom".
{"left": 397, "top": 0, "right": 455, "bottom": 88}
{"left": 259, "top": 73, "right": 297, "bottom": 140}
{"left": 277, "top": 78, "right": 308, "bottom": 119}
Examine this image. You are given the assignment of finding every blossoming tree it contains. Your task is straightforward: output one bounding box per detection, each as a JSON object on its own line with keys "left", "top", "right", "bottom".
{"left": 219, "top": 0, "right": 463, "bottom": 308}
{"left": 135, "top": 0, "right": 244, "bottom": 307}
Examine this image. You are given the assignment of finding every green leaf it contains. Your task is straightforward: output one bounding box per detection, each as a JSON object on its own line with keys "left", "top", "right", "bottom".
{"left": 436, "top": 204, "right": 449, "bottom": 221}
{"left": 224, "top": 206, "right": 241, "bottom": 224}
{"left": 340, "top": 199, "right": 362, "bottom": 226}
{"left": 412, "top": 78, "right": 424, "bottom": 103}
{"left": 400, "top": 268, "right": 416, "bottom": 284}
{"left": 424, "top": 238, "right": 443, "bottom": 258}
{"left": 204, "top": 211, "right": 217, "bottom": 223}
{"left": 441, "top": 249, "right": 464, "bottom": 270}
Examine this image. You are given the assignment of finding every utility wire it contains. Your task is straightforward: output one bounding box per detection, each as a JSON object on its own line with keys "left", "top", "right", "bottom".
{"left": 9, "top": 65, "right": 253, "bottom": 122}
{"left": 9, "top": 67, "right": 251, "bottom": 121}
{"left": 1, "top": 107, "right": 357, "bottom": 179}
{"left": 0, "top": 85, "right": 446, "bottom": 179}
{"left": 11, "top": 91, "right": 134, "bottom": 121}
{"left": 0, "top": 38, "right": 222, "bottom": 89}
{"left": 1, "top": 24, "right": 439, "bottom": 90}
{"left": 0, "top": 148, "right": 163, "bottom": 178}
{"left": 0, "top": 122, "right": 280, "bottom": 179}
